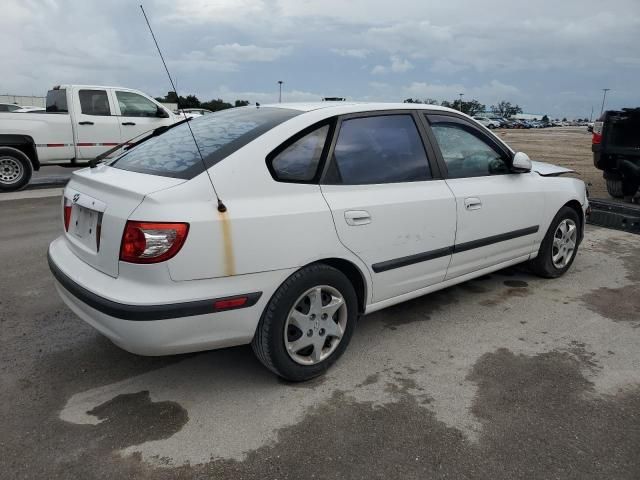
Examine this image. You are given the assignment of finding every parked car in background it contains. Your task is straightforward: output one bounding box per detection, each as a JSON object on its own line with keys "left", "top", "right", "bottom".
{"left": 13, "top": 106, "right": 45, "bottom": 113}
{"left": 0, "top": 103, "right": 22, "bottom": 112}
{"left": 0, "top": 84, "right": 180, "bottom": 191}
{"left": 48, "top": 102, "right": 588, "bottom": 381}
{"left": 181, "top": 108, "right": 214, "bottom": 117}
{"left": 593, "top": 107, "right": 640, "bottom": 199}
{"left": 472, "top": 116, "right": 501, "bottom": 129}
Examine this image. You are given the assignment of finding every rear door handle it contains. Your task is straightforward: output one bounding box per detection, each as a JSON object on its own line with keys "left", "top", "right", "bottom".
{"left": 464, "top": 197, "right": 482, "bottom": 210}
{"left": 122, "top": 122, "right": 136, "bottom": 126}
{"left": 344, "top": 210, "right": 371, "bottom": 226}
{"left": 78, "top": 121, "right": 94, "bottom": 125}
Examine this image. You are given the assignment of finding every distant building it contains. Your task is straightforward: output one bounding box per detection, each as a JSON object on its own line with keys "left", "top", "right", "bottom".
{"left": 0, "top": 95, "right": 45, "bottom": 108}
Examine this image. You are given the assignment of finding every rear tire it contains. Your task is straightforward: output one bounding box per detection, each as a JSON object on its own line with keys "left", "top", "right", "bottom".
{"left": 529, "top": 206, "right": 580, "bottom": 278}
{"left": 0, "top": 147, "right": 33, "bottom": 192}
{"left": 252, "top": 264, "right": 358, "bottom": 382}
{"left": 606, "top": 178, "right": 624, "bottom": 198}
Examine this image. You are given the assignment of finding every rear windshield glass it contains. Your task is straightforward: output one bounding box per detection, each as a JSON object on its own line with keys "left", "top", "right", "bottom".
{"left": 46, "top": 89, "right": 68, "bottom": 113}
{"left": 608, "top": 110, "right": 640, "bottom": 149}
{"left": 110, "top": 107, "right": 300, "bottom": 179}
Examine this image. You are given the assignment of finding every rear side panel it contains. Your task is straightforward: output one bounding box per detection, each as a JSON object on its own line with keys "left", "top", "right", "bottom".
{"left": 63, "top": 165, "right": 185, "bottom": 277}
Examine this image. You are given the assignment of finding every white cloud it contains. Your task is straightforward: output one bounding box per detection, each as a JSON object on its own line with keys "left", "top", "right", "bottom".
{"left": 371, "top": 56, "right": 413, "bottom": 75}
{"left": 331, "top": 48, "right": 370, "bottom": 59}
{"left": 211, "top": 43, "right": 292, "bottom": 62}
{"left": 390, "top": 56, "right": 413, "bottom": 73}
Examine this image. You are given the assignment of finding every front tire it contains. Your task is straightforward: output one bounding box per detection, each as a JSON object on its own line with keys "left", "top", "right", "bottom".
{"left": 252, "top": 264, "right": 358, "bottom": 381}
{"left": 529, "top": 206, "right": 580, "bottom": 278}
{"left": 0, "top": 147, "right": 33, "bottom": 192}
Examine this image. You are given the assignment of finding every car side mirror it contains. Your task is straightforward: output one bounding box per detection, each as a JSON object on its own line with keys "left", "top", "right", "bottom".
{"left": 512, "top": 151, "right": 532, "bottom": 172}
{"left": 156, "top": 106, "right": 170, "bottom": 118}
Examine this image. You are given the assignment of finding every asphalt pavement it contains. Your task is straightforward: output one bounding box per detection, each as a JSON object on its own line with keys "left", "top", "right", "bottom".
{"left": 1, "top": 191, "right": 639, "bottom": 479}
{"left": 30, "top": 165, "right": 80, "bottom": 189}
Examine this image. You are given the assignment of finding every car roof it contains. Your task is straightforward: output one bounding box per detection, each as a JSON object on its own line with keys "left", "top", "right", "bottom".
{"left": 262, "top": 102, "right": 460, "bottom": 115}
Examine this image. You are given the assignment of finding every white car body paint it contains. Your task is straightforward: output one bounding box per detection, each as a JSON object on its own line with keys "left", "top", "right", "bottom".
{"left": 48, "top": 102, "right": 588, "bottom": 356}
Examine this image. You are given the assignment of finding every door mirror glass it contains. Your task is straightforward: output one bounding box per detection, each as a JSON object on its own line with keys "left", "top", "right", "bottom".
{"left": 512, "top": 151, "right": 532, "bottom": 172}
{"left": 156, "top": 106, "right": 170, "bottom": 118}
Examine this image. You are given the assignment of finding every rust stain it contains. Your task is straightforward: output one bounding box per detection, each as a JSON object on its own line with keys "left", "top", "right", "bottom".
{"left": 218, "top": 210, "right": 236, "bottom": 276}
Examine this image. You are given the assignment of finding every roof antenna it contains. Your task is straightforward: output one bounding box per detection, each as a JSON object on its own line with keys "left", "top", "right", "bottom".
{"left": 139, "top": 5, "right": 226, "bottom": 213}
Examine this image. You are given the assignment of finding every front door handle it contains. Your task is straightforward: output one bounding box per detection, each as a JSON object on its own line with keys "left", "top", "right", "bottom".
{"left": 78, "top": 121, "right": 94, "bottom": 125}
{"left": 344, "top": 210, "right": 371, "bottom": 226}
{"left": 464, "top": 197, "right": 482, "bottom": 210}
{"left": 122, "top": 122, "right": 136, "bottom": 126}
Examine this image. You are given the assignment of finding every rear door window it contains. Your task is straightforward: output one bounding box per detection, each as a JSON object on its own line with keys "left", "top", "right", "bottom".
{"left": 111, "top": 107, "right": 300, "bottom": 179}
{"left": 325, "top": 114, "right": 431, "bottom": 185}
{"left": 79, "top": 90, "right": 111, "bottom": 116}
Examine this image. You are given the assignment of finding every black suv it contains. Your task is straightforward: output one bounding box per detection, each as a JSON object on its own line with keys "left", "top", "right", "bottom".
{"left": 593, "top": 108, "right": 640, "bottom": 199}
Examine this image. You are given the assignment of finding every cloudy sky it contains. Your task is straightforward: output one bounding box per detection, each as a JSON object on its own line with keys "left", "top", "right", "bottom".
{"left": 3, "top": 0, "right": 639, "bottom": 118}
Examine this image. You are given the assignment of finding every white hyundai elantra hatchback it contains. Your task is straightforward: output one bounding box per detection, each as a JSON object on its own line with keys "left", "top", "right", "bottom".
{"left": 49, "top": 103, "right": 588, "bottom": 381}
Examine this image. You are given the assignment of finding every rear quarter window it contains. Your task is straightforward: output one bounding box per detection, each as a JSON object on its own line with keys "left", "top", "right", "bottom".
{"left": 110, "top": 107, "right": 300, "bottom": 179}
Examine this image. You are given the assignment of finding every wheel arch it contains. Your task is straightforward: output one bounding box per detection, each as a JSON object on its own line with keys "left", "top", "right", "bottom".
{"left": 563, "top": 199, "right": 585, "bottom": 243}
{"left": 312, "top": 258, "right": 368, "bottom": 314}
{"left": 0, "top": 135, "right": 40, "bottom": 170}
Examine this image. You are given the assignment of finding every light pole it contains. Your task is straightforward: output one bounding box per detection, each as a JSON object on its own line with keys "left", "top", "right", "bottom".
{"left": 278, "top": 80, "right": 283, "bottom": 103}
{"left": 458, "top": 93, "right": 464, "bottom": 112}
{"left": 600, "top": 88, "right": 610, "bottom": 116}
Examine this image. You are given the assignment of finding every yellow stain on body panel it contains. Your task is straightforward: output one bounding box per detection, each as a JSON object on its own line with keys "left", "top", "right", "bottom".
{"left": 218, "top": 210, "right": 236, "bottom": 276}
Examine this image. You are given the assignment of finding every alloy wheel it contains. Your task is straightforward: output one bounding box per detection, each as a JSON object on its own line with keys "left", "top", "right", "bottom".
{"left": 284, "top": 285, "right": 348, "bottom": 365}
{"left": 551, "top": 219, "right": 577, "bottom": 269}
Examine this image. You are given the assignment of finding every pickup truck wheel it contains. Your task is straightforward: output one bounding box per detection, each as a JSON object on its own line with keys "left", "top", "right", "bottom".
{"left": 252, "top": 264, "right": 358, "bottom": 382}
{"left": 606, "top": 178, "right": 624, "bottom": 198}
{"left": 529, "top": 206, "right": 580, "bottom": 279}
{"left": 0, "top": 148, "right": 32, "bottom": 192}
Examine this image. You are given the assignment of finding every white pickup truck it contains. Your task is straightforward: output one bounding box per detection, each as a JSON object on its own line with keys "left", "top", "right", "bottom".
{"left": 0, "top": 85, "right": 181, "bottom": 191}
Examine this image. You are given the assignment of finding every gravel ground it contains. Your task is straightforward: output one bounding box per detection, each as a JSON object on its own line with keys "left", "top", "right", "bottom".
{"left": 1, "top": 194, "right": 639, "bottom": 479}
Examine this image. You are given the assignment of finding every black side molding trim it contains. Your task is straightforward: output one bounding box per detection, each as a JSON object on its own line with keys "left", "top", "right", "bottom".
{"left": 372, "top": 247, "right": 453, "bottom": 273}
{"left": 371, "top": 225, "right": 539, "bottom": 273}
{"left": 48, "top": 252, "right": 261, "bottom": 321}
{"left": 452, "top": 226, "right": 539, "bottom": 254}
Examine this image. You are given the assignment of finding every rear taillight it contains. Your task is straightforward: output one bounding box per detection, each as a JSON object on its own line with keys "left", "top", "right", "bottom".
{"left": 63, "top": 197, "right": 72, "bottom": 232}
{"left": 120, "top": 221, "right": 189, "bottom": 264}
{"left": 592, "top": 121, "right": 603, "bottom": 144}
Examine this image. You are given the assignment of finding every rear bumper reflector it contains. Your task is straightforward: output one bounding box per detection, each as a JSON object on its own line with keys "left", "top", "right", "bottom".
{"left": 48, "top": 251, "right": 262, "bottom": 321}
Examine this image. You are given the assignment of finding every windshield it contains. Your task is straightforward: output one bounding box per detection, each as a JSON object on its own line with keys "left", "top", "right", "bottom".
{"left": 110, "top": 107, "right": 300, "bottom": 179}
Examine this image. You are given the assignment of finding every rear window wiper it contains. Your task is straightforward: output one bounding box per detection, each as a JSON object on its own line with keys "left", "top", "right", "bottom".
{"left": 89, "top": 117, "right": 192, "bottom": 168}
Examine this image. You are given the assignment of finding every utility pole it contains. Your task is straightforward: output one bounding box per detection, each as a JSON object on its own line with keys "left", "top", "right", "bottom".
{"left": 600, "top": 88, "right": 610, "bottom": 116}
{"left": 458, "top": 93, "right": 464, "bottom": 112}
{"left": 278, "top": 80, "right": 283, "bottom": 103}
{"left": 589, "top": 105, "right": 594, "bottom": 122}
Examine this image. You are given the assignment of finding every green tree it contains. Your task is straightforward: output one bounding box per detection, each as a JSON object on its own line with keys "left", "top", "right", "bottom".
{"left": 542, "top": 114, "right": 549, "bottom": 124}
{"left": 234, "top": 100, "right": 250, "bottom": 107}
{"left": 201, "top": 98, "right": 233, "bottom": 111}
{"left": 490, "top": 101, "right": 523, "bottom": 118}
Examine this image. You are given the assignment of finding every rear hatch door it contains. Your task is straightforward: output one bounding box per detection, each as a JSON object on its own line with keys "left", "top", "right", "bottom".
{"left": 63, "top": 165, "right": 185, "bottom": 277}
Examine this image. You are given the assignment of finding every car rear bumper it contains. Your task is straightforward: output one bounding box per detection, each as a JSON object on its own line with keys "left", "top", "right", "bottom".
{"left": 48, "top": 236, "right": 295, "bottom": 355}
